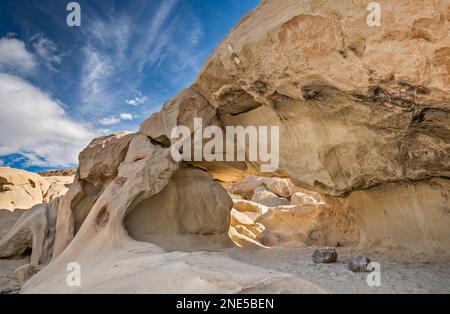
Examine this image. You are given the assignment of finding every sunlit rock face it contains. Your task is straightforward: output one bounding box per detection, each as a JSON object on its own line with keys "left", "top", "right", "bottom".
{"left": 8, "top": 0, "right": 450, "bottom": 293}
{"left": 187, "top": 0, "right": 450, "bottom": 254}
{"left": 226, "top": 177, "right": 360, "bottom": 249}
{"left": 192, "top": 0, "right": 450, "bottom": 196}
{"left": 0, "top": 168, "right": 73, "bottom": 287}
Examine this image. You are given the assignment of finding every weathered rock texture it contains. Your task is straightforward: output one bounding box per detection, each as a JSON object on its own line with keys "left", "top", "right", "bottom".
{"left": 1, "top": 168, "right": 48, "bottom": 212}
{"left": 0, "top": 200, "right": 59, "bottom": 268}
{"left": 0, "top": 168, "right": 73, "bottom": 283}
{"left": 12, "top": 0, "right": 450, "bottom": 293}
{"left": 23, "top": 132, "right": 324, "bottom": 293}
{"left": 125, "top": 167, "right": 233, "bottom": 251}
{"left": 227, "top": 179, "right": 359, "bottom": 249}
{"left": 0, "top": 168, "right": 73, "bottom": 212}
{"left": 189, "top": 0, "right": 450, "bottom": 253}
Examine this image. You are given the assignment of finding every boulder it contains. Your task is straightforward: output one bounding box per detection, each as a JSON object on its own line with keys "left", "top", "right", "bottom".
{"left": 43, "top": 176, "right": 74, "bottom": 203}
{"left": 312, "top": 248, "right": 338, "bottom": 264}
{"left": 346, "top": 256, "right": 371, "bottom": 273}
{"left": 140, "top": 88, "right": 216, "bottom": 145}
{"left": 250, "top": 186, "right": 290, "bottom": 207}
{"left": 291, "top": 192, "right": 324, "bottom": 206}
{"left": 226, "top": 176, "right": 304, "bottom": 200}
{"left": 78, "top": 132, "right": 134, "bottom": 186}
{"left": 0, "top": 168, "right": 49, "bottom": 211}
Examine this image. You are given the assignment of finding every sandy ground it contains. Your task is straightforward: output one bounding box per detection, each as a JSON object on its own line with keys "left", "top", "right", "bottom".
{"left": 0, "top": 257, "right": 28, "bottom": 294}
{"left": 226, "top": 246, "right": 450, "bottom": 294}
{"left": 2, "top": 245, "right": 449, "bottom": 294}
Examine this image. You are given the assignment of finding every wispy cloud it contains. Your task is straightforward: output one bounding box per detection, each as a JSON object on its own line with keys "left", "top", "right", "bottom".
{"left": 81, "top": 46, "right": 114, "bottom": 113}
{"left": 78, "top": 0, "right": 205, "bottom": 122}
{"left": 99, "top": 112, "right": 134, "bottom": 126}
{"left": 31, "top": 34, "right": 64, "bottom": 71}
{"left": 120, "top": 113, "right": 134, "bottom": 121}
{"left": 0, "top": 35, "right": 36, "bottom": 73}
{"left": 126, "top": 92, "right": 148, "bottom": 106}
{"left": 98, "top": 116, "right": 120, "bottom": 126}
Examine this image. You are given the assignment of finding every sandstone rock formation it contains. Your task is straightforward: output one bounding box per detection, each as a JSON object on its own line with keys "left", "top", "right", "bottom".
{"left": 1, "top": 0, "right": 447, "bottom": 293}
{"left": 227, "top": 179, "right": 359, "bottom": 249}
{"left": 124, "top": 167, "right": 233, "bottom": 251}
{"left": 189, "top": 0, "right": 450, "bottom": 254}
{"left": 192, "top": 0, "right": 450, "bottom": 197}
{"left": 0, "top": 167, "right": 73, "bottom": 212}
{"left": 22, "top": 132, "right": 326, "bottom": 293}
{"left": 0, "top": 168, "right": 50, "bottom": 212}
{"left": 0, "top": 168, "right": 73, "bottom": 287}
{"left": 0, "top": 200, "right": 59, "bottom": 270}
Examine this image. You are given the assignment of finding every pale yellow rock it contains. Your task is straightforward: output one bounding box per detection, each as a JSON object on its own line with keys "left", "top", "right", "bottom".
{"left": 251, "top": 186, "right": 290, "bottom": 207}
{"left": 0, "top": 168, "right": 49, "bottom": 211}
{"left": 226, "top": 176, "right": 305, "bottom": 200}
{"left": 229, "top": 198, "right": 359, "bottom": 249}
{"left": 78, "top": 132, "right": 134, "bottom": 186}
{"left": 13, "top": 0, "right": 450, "bottom": 294}
{"left": 192, "top": 0, "right": 450, "bottom": 197}
{"left": 140, "top": 88, "right": 216, "bottom": 145}
{"left": 22, "top": 242, "right": 325, "bottom": 294}
{"left": 53, "top": 134, "right": 134, "bottom": 259}
{"left": 124, "top": 167, "right": 234, "bottom": 251}
{"left": 43, "top": 176, "right": 73, "bottom": 203}
{"left": 0, "top": 169, "right": 72, "bottom": 259}
{"left": 339, "top": 178, "right": 450, "bottom": 254}
{"left": 291, "top": 191, "right": 324, "bottom": 206}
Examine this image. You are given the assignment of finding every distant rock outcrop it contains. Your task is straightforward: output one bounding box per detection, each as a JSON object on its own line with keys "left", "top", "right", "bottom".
{"left": 0, "top": 168, "right": 74, "bottom": 289}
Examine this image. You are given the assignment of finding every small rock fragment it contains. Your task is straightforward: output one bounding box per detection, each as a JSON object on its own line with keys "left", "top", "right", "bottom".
{"left": 0, "top": 277, "right": 21, "bottom": 294}
{"left": 12, "top": 264, "right": 36, "bottom": 284}
{"left": 312, "top": 247, "right": 338, "bottom": 264}
{"left": 347, "top": 256, "right": 371, "bottom": 272}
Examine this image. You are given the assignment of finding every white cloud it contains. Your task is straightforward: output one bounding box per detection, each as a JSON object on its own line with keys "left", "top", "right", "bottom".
{"left": 0, "top": 73, "right": 94, "bottom": 167}
{"left": 31, "top": 34, "right": 63, "bottom": 71}
{"left": 99, "top": 113, "right": 134, "bottom": 126}
{"left": 98, "top": 116, "right": 120, "bottom": 126}
{"left": 80, "top": 46, "right": 118, "bottom": 117}
{"left": 0, "top": 36, "right": 36, "bottom": 73}
{"left": 119, "top": 113, "right": 134, "bottom": 121}
{"left": 126, "top": 94, "right": 147, "bottom": 106}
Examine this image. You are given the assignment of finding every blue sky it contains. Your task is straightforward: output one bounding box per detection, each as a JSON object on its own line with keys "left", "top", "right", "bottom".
{"left": 0, "top": 0, "right": 258, "bottom": 172}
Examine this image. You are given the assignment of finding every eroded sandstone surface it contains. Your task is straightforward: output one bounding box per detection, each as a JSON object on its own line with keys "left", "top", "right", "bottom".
{"left": 0, "top": 0, "right": 449, "bottom": 293}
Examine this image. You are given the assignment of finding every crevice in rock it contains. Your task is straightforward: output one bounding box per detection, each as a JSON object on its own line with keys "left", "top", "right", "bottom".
{"left": 95, "top": 206, "right": 110, "bottom": 228}
{"left": 216, "top": 86, "right": 263, "bottom": 116}
{"left": 149, "top": 135, "right": 171, "bottom": 148}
